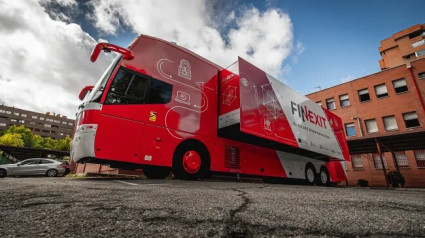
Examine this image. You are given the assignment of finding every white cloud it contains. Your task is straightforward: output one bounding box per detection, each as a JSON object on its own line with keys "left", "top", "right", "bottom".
{"left": 0, "top": 0, "right": 112, "bottom": 118}
{"left": 0, "top": 0, "right": 297, "bottom": 120}
{"left": 88, "top": 0, "right": 294, "bottom": 77}
{"left": 340, "top": 74, "right": 354, "bottom": 83}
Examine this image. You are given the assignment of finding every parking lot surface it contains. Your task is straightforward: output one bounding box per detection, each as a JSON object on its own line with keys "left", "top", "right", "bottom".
{"left": 0, "top": 177, "right": 424, "bottom": 237}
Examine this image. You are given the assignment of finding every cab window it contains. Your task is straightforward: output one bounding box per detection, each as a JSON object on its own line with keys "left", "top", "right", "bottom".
{"left": 105, "top": 67, "right": 172, "bottom": 105}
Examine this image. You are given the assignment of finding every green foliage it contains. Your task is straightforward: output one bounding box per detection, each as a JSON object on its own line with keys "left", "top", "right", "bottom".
{"left": 32, "top": 135, "right": 44, "bottom": 149}
{"left": 5, "top": 125, "right": 34, "bottom": 147}
{"left": 0, "top": 133, "right": 24, "bottom": 147}
{"left": 0, "top": 125, "right": 72, "bottom": 151}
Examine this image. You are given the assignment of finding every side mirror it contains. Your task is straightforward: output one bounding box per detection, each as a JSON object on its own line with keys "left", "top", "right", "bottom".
{"left": 78, "top": 86, "right": 94, "bottom": 101}
{"left": 90, "top": 42, "right": 135, "bottom": 62}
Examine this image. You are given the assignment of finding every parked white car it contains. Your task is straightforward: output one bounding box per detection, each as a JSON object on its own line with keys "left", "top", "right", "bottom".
{"left": 0, "top": 158, "right": 67, "bottom": 178}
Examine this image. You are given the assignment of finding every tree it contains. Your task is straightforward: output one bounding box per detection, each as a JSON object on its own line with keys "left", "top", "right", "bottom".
{"left": 0, "top": 125, "right": 71, "bottom": 152}
{"left": 32, "top": 135, "right": 44, "bottom": 149}
{"left": 43, "top": 137, "right": 57, "bottom": 150}
{"left": 0, "top": 133, "right": 24, "bottom": 147}
{"left": 4, "top": 125, "right": 34, "bottom": 147}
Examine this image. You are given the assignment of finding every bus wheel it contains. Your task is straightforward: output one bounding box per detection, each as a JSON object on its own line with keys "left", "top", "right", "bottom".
{"left": 143, "top": 165, "right": 170, "bottom": 179}
{"left": 305, "top": 164, "right": 316, "bottom": 185}
{"left": 319, "top": 166, "right": 330, "bottom": 186}
{"left": 173, "top": 143, "right": 210, "bottom": 180}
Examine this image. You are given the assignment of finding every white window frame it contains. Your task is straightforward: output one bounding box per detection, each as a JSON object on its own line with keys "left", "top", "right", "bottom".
{"left": 383, "top": 116, "right": 398, "bottom": 131}
{"left": 373, "top": 153, "right": 388, "bottom": 169}
{"left": 365, "top": 119, "right": 378, "bottom": 133}
{"left": 326, "top": 98, "right": 336, "bottom": 110}
{"left": 351, "top": 154, "right": 363, "bottom": 168}
{"left": 374, "top": 84, "right": 388, "bottom": 98}
{"left": 394, "top": 151, "right": 409, "bottom": 167}
{"left": 392, "top": 79, "right": 408, "bottom": 93}
{"left": 339, "top": 94, "right": 350, "bottom": 107}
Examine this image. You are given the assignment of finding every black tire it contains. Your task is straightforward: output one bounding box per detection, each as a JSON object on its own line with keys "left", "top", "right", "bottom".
{"left": 172, "top": 142, "right": 210, "bottom": 180}
{"left": 46, "top": 169, "right": 58, "bottom": 177}
{"left": 318, "top": 166, "right": 330, "bottom": 186}
{"left": 305, "top": 164, "right": 317, "bottom": 185}
{"left": 0, "top": 169, "right": 7, "bottom": 178}
{"left": 143, "top": 165, "right": 170, "bottom": 179}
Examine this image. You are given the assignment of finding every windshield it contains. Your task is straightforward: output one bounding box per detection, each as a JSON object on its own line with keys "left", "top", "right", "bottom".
{"left": 84, "top": 56, "right": 122, "bottom": 103}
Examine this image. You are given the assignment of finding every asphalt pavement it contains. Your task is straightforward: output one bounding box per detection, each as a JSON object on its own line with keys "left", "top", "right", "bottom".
{"left": 0, "top": 177, "right": 424, "bottom": 237}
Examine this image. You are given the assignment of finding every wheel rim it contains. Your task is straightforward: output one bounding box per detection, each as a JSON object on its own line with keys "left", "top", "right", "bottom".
{"left": 182, "top": 150, "right": 201, "bottom": 174}
{"left": 306, "top": 168, "right": 315, "bottom": 183}
{"left": 0, "top": 170, "right": 5, "bottom": 176}
{"left": 48, "top": 170, "right": 57, "bottom": 177}
{"left": 321, "top": 171, "right": 328, "bottom": 184}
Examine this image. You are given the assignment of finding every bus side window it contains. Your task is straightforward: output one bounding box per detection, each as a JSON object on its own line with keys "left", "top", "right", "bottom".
{"left": 147, "top": 78, "right": 173, "bottom": 104}
{"left": 105, "top": 69, "right": 149, "bottom": 104}
{"left": 105, "top": 67, "right": 173, "bottom": 105}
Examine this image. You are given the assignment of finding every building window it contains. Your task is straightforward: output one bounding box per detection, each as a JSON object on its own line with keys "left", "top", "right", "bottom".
{"left": 0, "top": 110, "right": 5, "bottom": 113}
{"left": 316, "top": 101, "right": 322, "bottom": 107}
{"left": 68, "top": 122, "right": 73, "bottom": 126}
{"left": 415, "top": 49, "right": 425, "bottom": 57}
{"left": 394, "top": 151, "right": 409, "bottom": 168}
{"left": 365, "top": 119, "right": 378, "bottom": 133}
{"left": 392, "top": 79, "right": 408, "bottom": 93}
{"left": 39, "top": 117, "right": 44, "bottom": 121}
{"left": 412, "top": 39, "right": 425, "bottom": 48}
{"left": 5, "top": 111, "right": 11, "bottom": 114}
{"left": 351, "top": 154, "right": 363, "bottom": 168}
{"left": 373, "top": 153, "right": 388, "bottom": 169}
{"left": 339, "top": 94, "right": 350, "bottom": 107}
{"left": 13, "top": 112, "right": 19, "bottom": 116}
{"left": 21, "top": 114, "right": 27, "bottom": 118}
{"left": 46, "top": 118, "right": 53, "bottom": 122}
{"left": 10, "top": 119, "right": 17, "bottom": 122}
{"left": 419, "top": 72, "right": 425, "bottom": 79}
{"left": 0, "top": 123, "right": 6, "bottom": 127}
{"left": 326, "top": 98, "right": 336, "bottom": 110}
{"left": 414, "top": 150, "right": 425, "bottom": 168}
{"left": 18, "top": 120, "right": 25, "bottom": 123}
{"left": 32, "top": 115, "right": 37, "bottom": 119}
{"left": 62, "top": 121, "right": 67, "bottom": 125}
{"left": 358, "top": 88, "right": 370, "bottom": 102}
{"left": 53, "top": 120, "right": 60, "bottom": 123}
{"left": 403, "top": 112, "right": 420, "bottom": 128}
{"left": 374, "top": 84, "right": 388, "bottom": 98}
{"left": 345, "top": 123, "right": 356, "bottom": 136}
{"left": 383, "top": 115, "right": 398, "bottom": 131}
{"left": 44, "top": 124, "right": 51, "bottom": 128}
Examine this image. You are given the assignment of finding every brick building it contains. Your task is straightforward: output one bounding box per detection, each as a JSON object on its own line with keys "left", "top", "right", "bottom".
{"left": 307, "top": 24, "right": 425, "bottom": 187}
{"left": 0, "top": 105, "right": 75, "bottom": 139}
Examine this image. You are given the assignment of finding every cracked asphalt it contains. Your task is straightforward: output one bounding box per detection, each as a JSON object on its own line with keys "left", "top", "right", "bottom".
{"left": 0, "top": 177, "right": 424, "bottom": 237}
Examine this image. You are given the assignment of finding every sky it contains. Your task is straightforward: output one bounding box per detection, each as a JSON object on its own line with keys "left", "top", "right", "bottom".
{"left": 0, "top": 0, "right": 424, "bottom": 119}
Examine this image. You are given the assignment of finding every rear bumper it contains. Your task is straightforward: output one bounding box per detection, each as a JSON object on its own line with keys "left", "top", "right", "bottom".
{"left": 71, "top": 124, "right": 97, "bottom": 163}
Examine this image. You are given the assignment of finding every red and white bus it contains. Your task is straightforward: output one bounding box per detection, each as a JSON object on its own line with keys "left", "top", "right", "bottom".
{"left": 72, "top": 35, "right": 350, "bottom": 185}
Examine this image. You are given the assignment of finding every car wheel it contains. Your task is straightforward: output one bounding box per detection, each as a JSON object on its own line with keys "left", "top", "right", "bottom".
{"left": 46, "top": 169, "right": 58, "bottom": 177}
{"left": 143, "top": 165, "right": 170, "bottom": 179}
{"left": 305, "top": 164, "right": 316, "bottom": 185}
{"left": 319, "top": 166, "right": 330, "bottom": 186}
{"left": 0, "top": 169, "right": 7, "bottom": 178}
{"left": 173, "top": 143, "right": 210, "bottom": 180}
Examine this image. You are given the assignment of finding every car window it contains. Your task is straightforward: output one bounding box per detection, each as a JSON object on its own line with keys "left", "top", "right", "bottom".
{"left": 41, "top": 160, "right": 54, "bottom": 164}
{"left": 21, "top": 160, "right": 37, "bottom": 165}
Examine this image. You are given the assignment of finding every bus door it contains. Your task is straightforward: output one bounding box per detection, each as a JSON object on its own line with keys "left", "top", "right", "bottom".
{"left": 95, "top": 66, "right": 173, "bottom": 164}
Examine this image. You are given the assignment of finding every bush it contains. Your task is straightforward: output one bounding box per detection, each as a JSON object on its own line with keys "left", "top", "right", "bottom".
{"left": 357, "top": 179, "right": 369, "bottom": 187}
{"left": 387, "top": 171, "right": 405, "bottom": 188}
